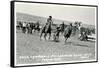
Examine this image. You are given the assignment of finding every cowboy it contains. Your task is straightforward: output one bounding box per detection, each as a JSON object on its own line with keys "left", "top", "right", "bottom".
{"left": 22, "top": 22, "right": 27, "bottom": 33}
{"left": 60, "top": 22, "right": 65, "bottom": 33}
{"left": 64, "top": 23, "right": 73, "bottom": 43}
{"left": 45, "top": 16, "right": 53, "bottom": 39}
{"left": 53, "top": 26, "right": 61, "bottom": 41}
{"left": 47, "top": 16, "right": 53, "bottom": 25}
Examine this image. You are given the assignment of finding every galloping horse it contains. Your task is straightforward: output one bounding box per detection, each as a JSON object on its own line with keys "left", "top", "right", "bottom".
{"left": 40, "top": 22, "right": 52, "bottom": 40}
{"left": 64, "top": 23, "right": 73, "bottom": 44}
{"left": 33, "top": 22, "right": 40, "bottom": 32}
{"left": 40, "top": 16, "right": 53, "bottom": 40}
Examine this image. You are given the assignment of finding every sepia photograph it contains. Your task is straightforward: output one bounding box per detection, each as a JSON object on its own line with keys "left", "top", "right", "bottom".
{"left": 11, "top": 1, "right": 98, "bottom": 67}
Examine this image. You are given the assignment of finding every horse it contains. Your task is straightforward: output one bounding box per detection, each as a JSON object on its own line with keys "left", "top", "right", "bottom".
{"left": 32, "top": 22, "right": 40, "bottom": 33}
{"left": 59, "top": 22, "right": 65, "bottom": 34}
{"left": 53, "top": 26, "right": 61, "bottom": 41}
{"left": 34, "top": 24, "right": 40, "bottom": 32}
{"left": 63, "top": 23, "right": 73, "bottom": 44}
{"left": 22, "top": 22, "right": 27, "bottom": 33}
{"left": 16, "top": 21, "right": 23, "bottom": 30}
{"left": 26, "top": 23, "right": 33, "bottom": 34}
{"left": 40, "top": 23, "right": 52, "bottom": 40}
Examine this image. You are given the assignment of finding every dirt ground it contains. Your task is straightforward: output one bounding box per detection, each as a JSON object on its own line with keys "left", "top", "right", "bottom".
{"left": 16, "top": 30, "right": 96, "bottom": 65}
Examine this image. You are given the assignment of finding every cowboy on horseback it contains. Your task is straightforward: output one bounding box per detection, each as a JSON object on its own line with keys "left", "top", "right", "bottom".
{"left": 59, "top": 22, "right": 65, "bottom": 34}
{"left": 40, "top": 16, "right": 53, "bottom": 40}
{"left": 46, "top": 16, "right": 53, "bottom": 33}
{"left": 45, "top": 16, "right": 53, "bottom": 40}
{"left": 64, "top": 23, "right": 73, "bottom": 44}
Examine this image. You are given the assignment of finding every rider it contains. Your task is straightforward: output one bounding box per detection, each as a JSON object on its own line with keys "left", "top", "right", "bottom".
{"left": 45, "top": 16, "right": 53, "bottom": 33}
{"left": 53, "top": 26, "right": 60, "bottom": 41}
{"left": 64, "top": 23, "right": 73, "bottom": 43}
{"left": 60, "top": 22, "right": 65, "bottom": 33}
{"left": 45, "top": 16, "right": 53, "bottom": 40}
{"left": 36, "top": 21, "right": 40, "bottom": 28}
{"left": 47, "top": 16, "right": 53, "bottom": 27}
{"left": 22, "top": 22, "right": 27, "bottom": 33}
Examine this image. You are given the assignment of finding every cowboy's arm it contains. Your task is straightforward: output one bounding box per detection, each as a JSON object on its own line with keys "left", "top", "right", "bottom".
{"left": 51, "top": 20, "right": 53, "bottom": 25}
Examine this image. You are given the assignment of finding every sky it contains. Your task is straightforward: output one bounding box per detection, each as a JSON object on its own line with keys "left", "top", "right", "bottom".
{"left": 15, "top": 2, "right": 97, "bottom": 25}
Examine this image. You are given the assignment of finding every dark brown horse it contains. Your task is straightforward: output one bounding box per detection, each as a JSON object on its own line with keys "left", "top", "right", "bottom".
{"left": 40, "top": 16, "right": 53, "bottom": 40}
{"left": 40, "top": 23, "right": 52, "bottom": 40}
{"left": 64, "top": 23, "right": 73, "bottom": 44}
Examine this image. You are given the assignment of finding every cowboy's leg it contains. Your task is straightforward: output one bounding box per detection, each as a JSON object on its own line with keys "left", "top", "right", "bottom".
{"left": 22, "top": 27, "right": 25, "bottom": 33}
{"left": 48, "top": 32, "right": 51, "bottom": 40}
{"left": 40, "top": 31, "right": 43, "bottom": 40}
{"left": 44, "top": 33, "right": 47, "bottom": 40}
{"left": 58, "top": 34, "right": 59, "bottom": 40}
{"left": 57, "top": 35, "right": 59, "bottom": 41}
{"left": 23, "top": 27, "right": 26, "bottom": 33}
{"left": 65, "top": 37, "right": 68, "bottom": 44}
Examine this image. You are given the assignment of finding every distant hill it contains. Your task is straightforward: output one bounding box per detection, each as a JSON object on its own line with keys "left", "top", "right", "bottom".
{"left": 16, "top": 12, "right": 95, "bottom": 29}
{"left": 16, "top": 12, "right": 46, "bottom": 24}
{"left": 16, "top": 12, "right": 71, "bottom": 25}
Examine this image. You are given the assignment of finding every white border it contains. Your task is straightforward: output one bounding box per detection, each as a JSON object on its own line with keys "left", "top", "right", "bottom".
{"left": 14, "top": 1, "right": 97, "bottom": 66}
